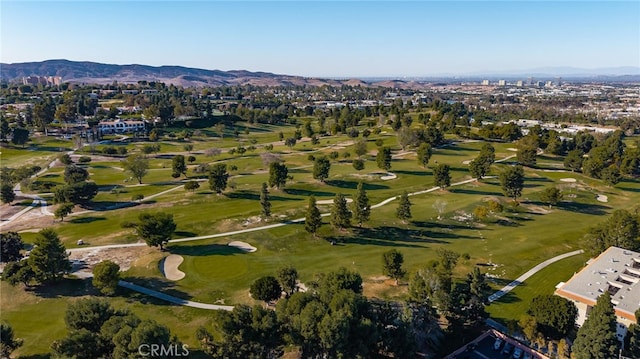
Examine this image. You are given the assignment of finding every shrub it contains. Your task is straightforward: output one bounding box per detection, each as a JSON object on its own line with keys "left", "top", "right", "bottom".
{"left": 78, "top": 156, "right": 92, "bottom": 164}
{"left": 132, "top": 194, "right": 144, "bottom": 201}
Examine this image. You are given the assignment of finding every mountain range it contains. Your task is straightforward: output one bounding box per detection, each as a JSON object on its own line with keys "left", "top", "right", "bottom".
{"left": 2, "top": 59, "right": 639, "bottom": 87}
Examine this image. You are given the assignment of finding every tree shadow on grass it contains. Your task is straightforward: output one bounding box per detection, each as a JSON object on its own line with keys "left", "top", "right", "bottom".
{"left": 167, "top": 243, "right": 245, "bottom": 257}
{"left": 558, "top": 201, "right": 610, "bottom": 215}
{"left": 82, "top": 201, "right": 138, "bottom": 211}
{"left": 226, "top": 190, "right": 298, "bottom": 202}
{"left": 394, "top": 169, "right": 430, "bottom": 177}
{"left": 325, "top": 179, "right": 389, "bottom": 190}
{"left": 284, "top": 188, "right": 335, "bottom": 198}
{"left": 174, "top": 230, "right": 197, "bottom": 237}
{"left": 120, "top": 276, "right": 193, "bottom": 303}
{"left": 68, "top": 216, "right": 106, "bottom": 224}
{"left": 492, "top": 289, "right": 523, "bottom": 304}
{"left": 449, "top": 188, "right": 504, "bottom": 196}
{"left": 412, "top": 220, "right": 481, "bottom": 232}
{"left": 31, "top": 277, "right": 96, "bottom": 298}
{"left": 351, "top": 225, "right": 463, "bottom": 245}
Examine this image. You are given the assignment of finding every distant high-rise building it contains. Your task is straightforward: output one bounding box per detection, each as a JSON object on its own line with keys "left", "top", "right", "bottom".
{"left": 498, "top": 79, "right": 506, "bottom": 86}
{"left": 516, "top": 80, "right": 524, "bottom": 87}
{"left": 527, "top": 77, "right": 534, "bottom": 86}
{"left": 555, "top": 77, "right": 562, "bottom": 87}
{"left": 481, "top": 79, "right": 490, "bottom": 86}
{"left": 536, "top": 81, "right": 544, "bottom": 87}
{"left": 545, "top": 81, "right": 553, "bottom": 88}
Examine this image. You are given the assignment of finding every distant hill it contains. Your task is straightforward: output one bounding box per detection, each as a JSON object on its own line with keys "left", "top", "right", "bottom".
{"left": 0, "top": 59, "right": 374, "bottom": 88}
{"left": 2, "top": 60, "right": 639, "bottom": 87}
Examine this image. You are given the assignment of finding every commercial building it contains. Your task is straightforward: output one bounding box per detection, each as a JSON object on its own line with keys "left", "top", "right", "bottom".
{"left": 98, "top": 119, "right": 146, "bottom": 134}
{"left": 555, "top": 247, "right": 640, "bottom": 342}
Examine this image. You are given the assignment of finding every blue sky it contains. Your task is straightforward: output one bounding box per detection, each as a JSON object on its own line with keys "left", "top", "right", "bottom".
{"left": 1, "top": 1, "right": 638, "bottom": 77}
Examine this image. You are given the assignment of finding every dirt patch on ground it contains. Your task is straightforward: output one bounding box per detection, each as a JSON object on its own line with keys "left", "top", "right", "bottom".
{"left": 161, "top": 254, "right": 185, "bottom": 281}
{"left": 526, "top": 205, "right": 552, "bottom": 214}
{"left": 228, "top": 241, "right": 257, "bottom": 252}
{"left": 69, "top": 246, "right": 154, "bottom": 272}
{"left": 0, "top": 208, "right": 55, "bottom": 232}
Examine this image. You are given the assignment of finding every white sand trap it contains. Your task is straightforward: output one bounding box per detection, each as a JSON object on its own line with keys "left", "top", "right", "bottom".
{"left": 596, "top": 194, "right": 608, "bottom": 203}
{"left": 317, "top": 198, "right": 353, "bottom": 205}
{"left": 507, "top": 148, "right": 518, "bottom": 151}
{"left": 229, "top": 241, "right": 257, "bottom": 253}
{"left": 462, "top": 160, "right": 471, "bottom": 165}
{"left": 560, "top": 178, "right": 577, "bottom": 183}
{"left": 162, "top": 254, "right": 185, "bottom": 281}
{"left": 381, "top": 172, "right": 397, "bottom": 180}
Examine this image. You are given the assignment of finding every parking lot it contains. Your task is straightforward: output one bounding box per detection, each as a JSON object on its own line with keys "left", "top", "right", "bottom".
{"left": 446, "top": 330, "right": 549, "bottom": 359}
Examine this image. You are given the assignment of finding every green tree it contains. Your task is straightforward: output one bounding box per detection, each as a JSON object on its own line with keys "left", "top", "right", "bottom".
{"left": 433, "top": 163, "right": 451, "bottom": 189}
{"left": 564, "top": 149, "right": 584, "bottom": 172}
{"left": 27, "top": 228, "right": 71, "bottom": 283}
{"left": 352, "top": 182, "right": 371, "bottom": 226}
{"left": 134, "top": 213, "right": 177, "bottom": 250}
{"left": 121, "top": 154, "right": 149, "bottom": 184}
{"left": 53, "top": 182, "right": 99, "bottom": 204}
{"left": 0, "top": 116, "right": 10, "bottom": 141}
{"left": 382, "top": 249, "right": 405, "bottom": 284}
{"left": 277, "top": 265, "right": 298, "bottom": 297}
{"left": 417, "top": 143, "right": 432, "bottom": 168}
{"left": 184, "top": 180, "right": 200, "bottom": 192}
{"left": 208, "top": 163, "right": 229, "bottom": 194}
{"left": 250, "top": 276, "right": 282, "bottom": 304}
{"left": 172, "top": 155, "right": 187, "bottom": 178}
{"left": 0, "top": 232, "right": 24, "bottom": 262}
{"left": 585, "top": 209, "right": 640, "bottom": 255}
{"left": 183, "top": 143, "right": 193, "bottom": 153}
{"left": 260, "top": 182, "right": 271, "bottom": 217}
{"left": 0, "top": 323, "right": 23, "bottom": 358}
{"left": 376, "top": 146, "right": 392, "bottom": 171}
{"left": 601, "top": 165, "right": 621, "bottom": 186}
{"left": 352, "top": 159, "right": 365, "bottom": 171}
{"left": 528, "top": 295, "right": 577, "bottom": 339}
{"left": 396, "top": 191, "right": 412, "bottom": 221}
{"left": 10, "top": 128, "right": 29, "bottom": 147}
{"left": 354, "top": 139, "right": 368, "bottom": 158}
{"left": 65, "top": 298, "right": 116, "bottom": 332}
{"left": 516, "top": 135, "right": 538, "bottom": 167}
{"left": 54, "top": 203, "right": 74, "bottom": 222}
{"left": 305, "top": 196, "right": 322, "bottom": 236}
{"left": 500, "top": 165, "right": 525, "bottom": 202}
{"left": 92, "top": 260, "right": 120, "bottom": 296}
{"left": 540, "top": 187, "right": 563, "bottom": 207}
{"left": 625, "top": 309, "right": 640, "bottom": 358}
{"left": 64, "top": 165, "right": 89, "bottom": 184}
{"left": 284, "top": 137, "right": 297, "bottom": 148}
{"left": 330, "top": 193, "right": 352, "bottom": 230}
{"left": 268, "top": 162, "right": 289, "bottom": 190}
{"left": 0, "top": 184, "right": 15, "bottom": 204}
{"left": 572, "top": 292, "right": 619, "bottom": 359}
{"left": 313, "top": 156, "right": 331, "bottom": 182}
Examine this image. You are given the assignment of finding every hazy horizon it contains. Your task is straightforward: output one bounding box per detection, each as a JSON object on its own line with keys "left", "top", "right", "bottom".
{"left": 1, "top": 1, "right": 638, "bottom": 77}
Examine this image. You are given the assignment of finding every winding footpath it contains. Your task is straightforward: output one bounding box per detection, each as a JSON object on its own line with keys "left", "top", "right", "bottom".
{"left": 487, "top": 249, "right": 584, "bottom": 303}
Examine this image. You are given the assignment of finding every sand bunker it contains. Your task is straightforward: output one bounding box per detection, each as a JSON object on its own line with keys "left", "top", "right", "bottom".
{"left": 381, "top": 172, "right": 397, "bottom": 180}
{"left": 596, "top": 194, "right": 608, "bottom": 203}
{"left": 317, "top": 198, "right": 353, "bottom": 205}
{"left": 507, "top": 148, "right": 518, "bottom": 152}
{"left": 462, "top": 160, "right": 471, "bottom": 165}
{"left": 228, "top": 241, "right": 257, "bottom": 253}
{"left": 162, "top": 254, "right": 185, "bottom": 281}
{"left": 560, "top": 178, "right": 577, "bottom": 183}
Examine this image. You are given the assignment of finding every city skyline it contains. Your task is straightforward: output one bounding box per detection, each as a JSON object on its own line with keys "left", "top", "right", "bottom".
{"left": 1, "top": 1, "right": 639, "bottom": 77}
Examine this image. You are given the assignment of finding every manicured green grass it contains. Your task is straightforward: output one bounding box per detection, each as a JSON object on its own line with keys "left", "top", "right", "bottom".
{"left": 5, "top": 121, "right": 640, "bottom": 356}
{"left": 486, "top": 252, "right": 590, "bottom": 324}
